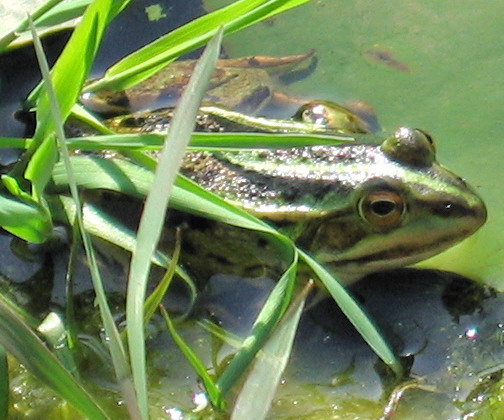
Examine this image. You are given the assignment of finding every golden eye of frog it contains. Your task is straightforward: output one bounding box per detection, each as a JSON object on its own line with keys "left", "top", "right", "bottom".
{"left": 180, "top": 127, "right": 487, "bottom": 283}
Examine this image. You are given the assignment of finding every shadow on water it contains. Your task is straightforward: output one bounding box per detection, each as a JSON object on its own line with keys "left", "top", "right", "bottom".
{"left": 195, "top": 268, "right": 504, "bottom": 418}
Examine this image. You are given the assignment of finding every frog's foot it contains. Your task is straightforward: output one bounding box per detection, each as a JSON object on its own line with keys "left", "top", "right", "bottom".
{"left": 217, "top": 50, "right": 316, "bottom": 75}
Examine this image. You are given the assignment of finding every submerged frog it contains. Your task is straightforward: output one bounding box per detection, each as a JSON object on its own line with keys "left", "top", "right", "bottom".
{"left": 103, "top": 100, "right": 372, "bottom": 135}
{"left": 159, "top": 127, "right": 485, "bottom": 284}
{"left": 81, "top": 51, "right": 317, "bottom": 116}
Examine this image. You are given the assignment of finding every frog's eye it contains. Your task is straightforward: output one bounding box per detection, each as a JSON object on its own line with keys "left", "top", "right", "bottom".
{"left": 381, "top": 127, "right": 436, "bottom": 168}
{"left": 359, "top": 191, "right": 405, "bottom": 229}
{"left": 299, "top": 103, "right": 329, "bottom": 126}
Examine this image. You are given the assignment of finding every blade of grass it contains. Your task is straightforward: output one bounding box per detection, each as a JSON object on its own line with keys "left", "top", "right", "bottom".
{"left": 143, "top": 229, "right": 182, "bottom": 323}
{"left": 216, "top": 254, "right": 297, "bottom": 396}
{"left": 85, "top": 0, "right": 313, "bottom": 92}
{"left": 0, "top": 193, "right": 52, "bottom": 242}
{"left": 299, "top": 250, "right": 403, "bottom": 376}
{"left": 0, "top": 294, "right": 109, "bottom": 419}
{"left": 231, "top": 281, "right": 312, "bottom": 420}
{"left": 197, "top": 319, "right": 244, "bottom": 350}
{"left": 125, "top": 27, "right": 224, "bottom": 419}
{"left": 62, "top": 131, "right": 356, "bottom": 151}
{"left": 34, "top": 0, "right": 92, "bottom": 27}
{"left": 160, "top": 306, "right": 222, "bottom": 408}
{"left": 53, "top": 195, "right": 197, "bottom": 291}
{"left": 35, "top": 0, "right": 123, "bottom": 29}
{"left": 28, "top": 17, "right": 143, "bottom": 420}
{"left": 51, "top": 156, "right": 284, "bottom": 232}
{"left": 65, "top": 215, "right": 81, "bottom": 352}
{"left": 11, "top": 0, "right": 128, "bottom": 238}
{"left": 0, "top": 137, "right": 31, "bottom": 148}
{"left": 0, "top": 346, "right": 7, "bottom": 420}
{"left": 0, "top": 0, "right": 67, "bottom": 51}
{"left": 25, "top": 0, "right": 127, "bottom": 142}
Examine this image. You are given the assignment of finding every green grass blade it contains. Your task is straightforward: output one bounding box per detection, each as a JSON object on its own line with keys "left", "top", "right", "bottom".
{"left": 53, "top": 195, "right": 197, "bottom": 291}
{"left": 125, "top": 27, "right": 224, "bottom": 419}
{"left": 216, "top": 254, "right": 297, "bottom": 396}
{"left": 85, "top": 0, "right": 313, "bottom": 92}
{"left": 17, "top": 0, "right": 126, "bottom": 222}
{"left": 160, "top": 306, "right": 222, "bottom": 408}
{"left": 35, "top": 0, "right": 95, "bottom": 27}
{"left": 144, "top": 230, "right": 181, "bottom": 323}
{"left": 42, "top": 0, "right": 129, "bottom": 27}
{"left": 61, "top": 131, "right": 356, "bottom": 152}
{"left": 29, "top": 0, "right": 126, "bottom": 141}
{"left": 0, "top": 138, "right": 31, "bottom": 148}
{"left": 0, "top": 192, "right": 52, "bottom": 242}
{"left": 197, "top": 319, "right": 244, "bottom": 350}
{"left": 103, "top": 0, "right": 265, "bottom": 76}
{"left": 28, "top": 17, "right": 143, "bottom": 420}
{"left": 299, "top": 250, "right": 403, "bottom": 376}
{"left": 0, "top": 295, "right": 110, "bottom": 419}
{"left": 0, "top": 0, "right": 66, "bottom": 51}
{"left": 25, "top": 135, "right": 59, "bottom": 200}
{"left": 231, "top": 281, "right": 312, "bottom": 420}
{"left": 0, "top": 346, "right": 8, "bottom": 420}
{"left": 50, "top": 154, "right": 274, "bottom": 231}
{"left": 51, "top": 155, "right": 285, "bottom": 235}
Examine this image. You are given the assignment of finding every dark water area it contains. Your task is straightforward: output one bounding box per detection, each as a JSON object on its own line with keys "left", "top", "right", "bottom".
{"left": 198, "top": 268, "right": 504, "bottom": 418}
{"left": 0, "top": 0, "right": 206, "bottom": 140}
{"left": 0, "top": 32, "right": 70, "bottom": 141}
{"left": 91, "top": 0, "right": 207, "bottom": 76}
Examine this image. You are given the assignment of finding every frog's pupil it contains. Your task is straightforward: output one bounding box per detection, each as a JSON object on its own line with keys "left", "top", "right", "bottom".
{"left": 371, "top": 200, "right": 396, "bottom": 216}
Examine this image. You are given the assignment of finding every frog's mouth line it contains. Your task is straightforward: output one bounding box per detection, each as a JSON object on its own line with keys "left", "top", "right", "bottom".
{"left": 330, "top": 229, "right": 473, "bottom": 269}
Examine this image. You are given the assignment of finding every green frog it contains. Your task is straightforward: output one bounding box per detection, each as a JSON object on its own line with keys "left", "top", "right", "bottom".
{"left": 76, "top": 126, "right": 471, "bottom": 286}
{"left": 81, "top": 51, "right": 318, "bottom": 116}
{"left": 57, "top": 119, "right": 487, "bottom": 286}
{"left": 102, "top": 100, "right": 372, "bottom": 135}
{"left": 74, "top": 53, "right": 485, "bottom": 285}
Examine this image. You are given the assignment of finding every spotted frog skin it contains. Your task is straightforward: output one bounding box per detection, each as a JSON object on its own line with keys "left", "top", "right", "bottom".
{"left": 174, "top": 127, "right": 486, "bottom": 283}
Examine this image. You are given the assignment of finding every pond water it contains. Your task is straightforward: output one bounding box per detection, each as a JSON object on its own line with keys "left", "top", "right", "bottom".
{"left": 1, "top": 0, "right": 503, "bottom": 419}
{"left": 218, "top": 0, "right": 504, "bottom": 289}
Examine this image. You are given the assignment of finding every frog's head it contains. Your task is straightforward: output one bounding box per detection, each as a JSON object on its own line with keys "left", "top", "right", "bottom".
{"left": 294, "top": 100, "right": 374, "bottom": 134}
{"left": 303, "top": 127, "right": 487, "bottom": 282}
